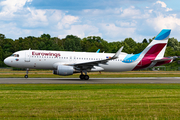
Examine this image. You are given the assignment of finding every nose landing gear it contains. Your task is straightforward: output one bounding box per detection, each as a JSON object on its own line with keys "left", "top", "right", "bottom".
{"left": 24, "top": 68, "right": 29, "bottom": 78}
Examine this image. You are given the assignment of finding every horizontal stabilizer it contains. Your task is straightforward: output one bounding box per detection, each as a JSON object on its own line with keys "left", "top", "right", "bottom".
{"left": 151, "top": 58, "right": 173, "bottom": 62}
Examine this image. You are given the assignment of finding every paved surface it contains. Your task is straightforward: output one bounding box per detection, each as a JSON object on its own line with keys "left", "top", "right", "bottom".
{"left": 0, "top": 77, "right": 180, "bottom": 84}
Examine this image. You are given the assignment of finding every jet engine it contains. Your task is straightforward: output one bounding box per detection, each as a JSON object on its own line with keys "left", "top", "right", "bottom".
{"left": 53, "top": 65, "right": 73, "bottom": 76}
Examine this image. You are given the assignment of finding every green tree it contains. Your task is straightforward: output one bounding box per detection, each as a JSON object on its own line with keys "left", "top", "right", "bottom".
{"left": 167, "top": 38, "right": 180, "bottom": 51}
{"left": 124, "top": 38, "right": 136, "bottom": 48}
{"left": 41, "top": 34, "right": 51, "bottom": 40}
{"left": 165, "top": 46, "right": 175, "bottom": 56}
{"left": 142, "top": 38, "right": 148, "bottom": 43}
{"left": 0, "top": 46, "right": 4, "bottom": 67}
{"left": 64, "top": 35, "right": 81, "bottom": 51}
{"left": 123, "top": 38, "right": 136, "bottom": 54}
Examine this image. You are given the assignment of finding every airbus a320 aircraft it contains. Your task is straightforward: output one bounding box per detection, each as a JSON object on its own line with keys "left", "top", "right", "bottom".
{"left": 4, "top": 29, "right": 173, "bottom": 80}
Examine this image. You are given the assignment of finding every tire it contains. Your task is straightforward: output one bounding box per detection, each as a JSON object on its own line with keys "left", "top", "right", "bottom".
{"left": 84, "top": 75, "right": 89, "bottom": 80}
{"left": 80, "top": 75, "right": 85, "bottom": 80}
{"left": 24, "top": 75, "right": 28, "bottom": 78}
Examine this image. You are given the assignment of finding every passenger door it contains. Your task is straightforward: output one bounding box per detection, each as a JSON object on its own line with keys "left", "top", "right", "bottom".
{"left": 25, "top": 51, "right": 30, "bottom": 62}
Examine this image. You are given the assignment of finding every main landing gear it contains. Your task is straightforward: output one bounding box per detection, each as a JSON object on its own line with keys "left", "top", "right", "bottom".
{"left": 79, "top": 71, "right": 89, "bottom": 80}
{"left": 79, "top": 74, "right": 89, "bottom": 80}
{"left": 24, "top": 68, "right": 29, "bottom": 78}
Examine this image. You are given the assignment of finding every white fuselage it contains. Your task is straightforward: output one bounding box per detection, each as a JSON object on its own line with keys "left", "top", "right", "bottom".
{"left": 4, "top": 50, "right": 139, "bottom": 72}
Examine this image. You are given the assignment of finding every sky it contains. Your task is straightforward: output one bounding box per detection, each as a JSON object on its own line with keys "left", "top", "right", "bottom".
{"left": 0, "top": 0, "right": 180, "bottom": 42}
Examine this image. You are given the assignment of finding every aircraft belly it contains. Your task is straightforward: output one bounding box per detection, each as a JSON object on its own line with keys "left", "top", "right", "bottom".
{"left": 100, "top": 62, "right": 137, "bottom": 72}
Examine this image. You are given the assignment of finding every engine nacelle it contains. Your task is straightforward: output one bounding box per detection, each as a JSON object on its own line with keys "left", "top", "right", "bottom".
{"left": 53, "top": 65, "right": 73, "bottom": 76}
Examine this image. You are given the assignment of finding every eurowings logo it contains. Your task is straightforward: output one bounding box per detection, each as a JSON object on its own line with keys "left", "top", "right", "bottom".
{"left": 32, "top": 51, "right": 61, "bottom": 57}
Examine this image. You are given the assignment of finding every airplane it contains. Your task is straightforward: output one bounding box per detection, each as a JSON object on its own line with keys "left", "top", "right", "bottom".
{"left": 4, "top": 29, "right": 173, "bottom": 80}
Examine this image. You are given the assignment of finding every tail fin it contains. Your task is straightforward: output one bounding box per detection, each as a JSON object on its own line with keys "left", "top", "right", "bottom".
{"left": 133, "top": 29, "right": 171, "bottom": 70}
{"left": 140, "top": 29, "right": 171, "bottom": 59}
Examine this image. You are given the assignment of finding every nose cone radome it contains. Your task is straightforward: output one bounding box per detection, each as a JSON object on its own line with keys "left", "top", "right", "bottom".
{"left": 4, "top": 58, "right": 10, "bottom": 66}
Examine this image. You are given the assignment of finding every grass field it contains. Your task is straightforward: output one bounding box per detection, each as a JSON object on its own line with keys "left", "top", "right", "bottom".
{"left": 1, "top": 69, "right": 180, "bottom": 78}
{"left": 0, "top": 84, "right": 180, "bottom": 119}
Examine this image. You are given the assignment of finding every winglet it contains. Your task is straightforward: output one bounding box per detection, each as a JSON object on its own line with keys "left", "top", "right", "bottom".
{"left": 96, "top": 49, "right": 100, "bottom": 53}
{"left": 112, "top": 46, "right": 123, "bottom": 59}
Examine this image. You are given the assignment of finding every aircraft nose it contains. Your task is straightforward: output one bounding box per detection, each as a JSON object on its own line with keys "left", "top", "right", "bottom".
{"left": 4, "top": 58, "right": 10, "bottom": 66}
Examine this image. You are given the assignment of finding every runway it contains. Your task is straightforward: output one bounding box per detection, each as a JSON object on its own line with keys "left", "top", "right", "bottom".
{"left": 0, "top": 77, "right": 180, "bottom": 84}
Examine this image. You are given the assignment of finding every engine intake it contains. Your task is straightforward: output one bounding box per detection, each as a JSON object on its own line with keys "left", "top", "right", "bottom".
{"left": 53, "top": 65, "right": 73, "bottom": 76}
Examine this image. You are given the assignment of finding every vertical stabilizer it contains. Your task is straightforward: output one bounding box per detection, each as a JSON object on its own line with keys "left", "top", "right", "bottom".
{"left": 141, "top": 29, "right": 171, "bottom": 59}
{"left": 133, "top": 29, "right": 171, "bottom": 70}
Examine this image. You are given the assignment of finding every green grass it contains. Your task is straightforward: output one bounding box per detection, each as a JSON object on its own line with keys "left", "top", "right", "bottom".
{"left": 1, "top": 70, "right": 180, "bottom": 78}
{"left": 0, "top": 84, "right": 180, "bottom": 119}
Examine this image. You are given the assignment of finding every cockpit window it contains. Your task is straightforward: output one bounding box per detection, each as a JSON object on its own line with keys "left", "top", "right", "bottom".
{"left": 11, "top": 54, "right": 19, "bottom": 57}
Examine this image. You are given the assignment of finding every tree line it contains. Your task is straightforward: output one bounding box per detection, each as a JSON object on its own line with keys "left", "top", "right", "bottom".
{"left": 0, "top": 33, "right": 180, "bottom": 67}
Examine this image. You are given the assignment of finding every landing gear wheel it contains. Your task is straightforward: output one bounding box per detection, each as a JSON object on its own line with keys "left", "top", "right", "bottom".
{"left": 84, "top": 75, "right": 89, "bottom": 80}
{"left": 25, "top": 68, "right": 29, "bottom": 78}
{"left": 80, "top": 75, "right": 85, "bottom": 80}
{"left": 24, "top": 75, "right": 28, "bottom": 78}
{"left": 79, "top": 70, "right": 89, "bottom": 80}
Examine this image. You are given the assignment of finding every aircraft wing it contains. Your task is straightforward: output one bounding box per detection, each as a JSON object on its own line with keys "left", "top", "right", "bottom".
{"left": 67, "top": 47, "right": 123, "bottom": 69}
